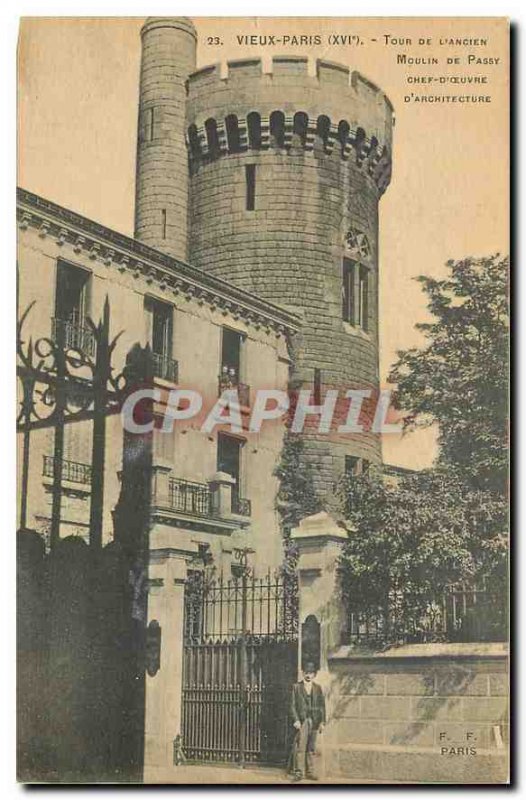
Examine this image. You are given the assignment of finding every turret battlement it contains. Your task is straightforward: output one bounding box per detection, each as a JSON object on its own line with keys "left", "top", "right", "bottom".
{"left": 186, "top": 110, "right": 391, "bottom": 194}
{"left": 185, "top": 56, "right": 393, "bottom": 192}
{"left": 187, "top": 55, "right": 392, "bottom": 98}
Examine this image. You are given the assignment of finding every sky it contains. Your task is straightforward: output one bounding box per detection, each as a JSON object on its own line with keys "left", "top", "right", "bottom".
{"left": 17, "top": 17, "right": 509, "bottom": 469}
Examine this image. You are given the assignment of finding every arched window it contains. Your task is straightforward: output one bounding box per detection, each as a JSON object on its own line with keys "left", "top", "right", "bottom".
{"left": 204, "top": 118, "right": 220, "bottom": 158}
{"left": 269, "top": 110, "right": 285, "bottom": 148}
{"left": 225, "top": 114, "right": 241, "bottom": 153}
{"left": 316, "top": 115, "right": 331, "bottom": 148}
{"left": 337, "top": 120, "right": 350, "bottom": 153}
{"left": 187, "top": 124, "right": 201, "bottom": 159}
{"left": 293, "top": 112, "right": 309, "bottom": 146}
{"left": 247, "top": 112, "right": 262, "bottom": 149}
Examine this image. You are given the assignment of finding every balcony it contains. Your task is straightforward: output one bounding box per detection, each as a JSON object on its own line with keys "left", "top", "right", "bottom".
{"left": 157, "top": 474, "right": 252, "bottom": 534}
{"left": 231, "top": 491, "right": 252, "bottom": 517}
{"left": 218, "top": 369, "right": 250, "bottom": 407}
{"left": 52, "top": 317, "right": 96, "bottom": 357}
{"left": 169, "top": 478, "right": 212, "bottom": 517}
{"left": 43, "top": 455, "right": 92, "bottom": 485}
{"left": 152, "top": 351, "right": 179, "bottom": 383}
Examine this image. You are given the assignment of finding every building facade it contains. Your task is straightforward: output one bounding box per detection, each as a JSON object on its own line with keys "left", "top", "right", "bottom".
{"left": 17, "top": 188, "right": 299, "bottom": 572}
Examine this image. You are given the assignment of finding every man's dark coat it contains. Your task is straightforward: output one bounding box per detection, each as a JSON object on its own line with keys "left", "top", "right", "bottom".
{"left": 290, "top": 681, "right": 326, "bottom": 729}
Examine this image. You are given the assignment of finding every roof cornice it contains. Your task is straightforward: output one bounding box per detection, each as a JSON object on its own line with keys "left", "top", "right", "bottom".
{"left": 17, "top": 187, "right": 301, "bottom": 336}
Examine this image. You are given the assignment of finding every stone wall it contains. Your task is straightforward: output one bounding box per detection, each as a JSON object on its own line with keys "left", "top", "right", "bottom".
{"left": 322, "top": 644, "right": 509, "bottom": 783}
{"left": 135, "top": 18, "right": 197, "bottom": 260}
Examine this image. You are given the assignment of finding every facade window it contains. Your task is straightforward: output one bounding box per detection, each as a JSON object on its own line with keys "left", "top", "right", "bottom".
{"left": 220, "top": 327, "right": 243, "bottom": 386}
{"left": 161, "top": 209, "right": 167, "bottom": 240}
{"left": 358, "top": 265, "right": 369, "bottom": 332}
{"left": 217, "top": 433, "right": 250, "bottom": 515}
{"left": 345, "top": 456, "right": 369, "bottom": 477}
{"left": 217, "top": 433, "right": 241, "bottom": 485}
{"left": 342, "top": 258, "right": 355, "bottom": 325}
{"left": 342, "top": 257, "right": 369, "bottom": 332}
{"left": 145, "top": 297, "right": 177, "bottom": 382}
{"left": 245, "top": 164, "right": 256, "bottom": 211}
{"left": 53, "top": 260, "right": 93, "bottom": 354}
{"left": 219, "top": 327, "right": 249, "bottom": 407}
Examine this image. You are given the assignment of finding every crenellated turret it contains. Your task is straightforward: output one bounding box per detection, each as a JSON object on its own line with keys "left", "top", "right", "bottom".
{"left": 133, "top": 19, "right": 395, "bottom": 496}
{"left": 183, "top": 53, "right": 394, "bottom": 494}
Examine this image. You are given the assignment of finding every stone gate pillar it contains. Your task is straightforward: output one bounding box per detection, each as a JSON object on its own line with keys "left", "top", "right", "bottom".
{"left": 291, "top": 512, "right": 348, "bottom": 674}
{"left": 143, "top": 528, "right": 198, "bottom": 779}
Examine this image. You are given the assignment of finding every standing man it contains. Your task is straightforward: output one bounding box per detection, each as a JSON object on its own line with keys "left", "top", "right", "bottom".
{"left": 289, "top": 662, "right": 326, "bottom": 782}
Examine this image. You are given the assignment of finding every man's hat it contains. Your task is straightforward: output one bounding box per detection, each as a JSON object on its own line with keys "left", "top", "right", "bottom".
{"left": 303, "top": 661, "right": 317, "bottom": 673}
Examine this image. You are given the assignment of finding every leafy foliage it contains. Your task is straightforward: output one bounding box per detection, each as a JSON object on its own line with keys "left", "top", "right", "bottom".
{"left": 337, "top": 469, "right": 508, "bottom": 645}
{"left": 388, "top": 255, "right": 509, "bottom": 493}
{"left": 274, "top": 432, "right": 321, "bottom": 623}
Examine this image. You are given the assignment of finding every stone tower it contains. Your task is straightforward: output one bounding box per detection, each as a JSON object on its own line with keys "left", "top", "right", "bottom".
{"left": 134, "top": 17, "right": 197, "bottom": 260}
{"left": 134, "top": 21, "right": 394, "bottom": 496}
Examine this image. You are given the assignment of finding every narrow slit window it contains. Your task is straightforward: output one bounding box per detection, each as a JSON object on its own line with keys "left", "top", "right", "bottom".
{"left": 342, "top": 258, "right": 355, "bottom": 324}
{"left": 314, "top": 368, "right": 322, "bottom": 405}
{"left": 147, "top": 108, "right": 154, "bottom": 141}
{"left": 245, "top": 164, "right": 256, "bottom": 211}
{"left": 358, "top": 265, "right": 369, "bottom": 331}
{"left": 161, "top": 209, "right": 167, "bottom": 240}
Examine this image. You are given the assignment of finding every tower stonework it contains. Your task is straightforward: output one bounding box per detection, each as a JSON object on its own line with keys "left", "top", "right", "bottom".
{"left": 134, "top": 17, "right": 197, "bottom": 260}
{"left": 134, "top": 24, "right": 394, "bottom": 497}
{"left": 186, "top": 58, "right": 393, "bottom": 494}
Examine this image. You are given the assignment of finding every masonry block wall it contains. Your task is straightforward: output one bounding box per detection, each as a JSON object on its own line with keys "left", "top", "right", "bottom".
{"left": 324, "top": 647, "right": 509, "bottom": 783}
{"left": 135, "top": 17, "right": 197, "bottom": 261}
{"left": 134, "top": 19, "right": 395, "bottom": 498}
{"left": 186, "top": 58, "right": 393, "bottom": 495}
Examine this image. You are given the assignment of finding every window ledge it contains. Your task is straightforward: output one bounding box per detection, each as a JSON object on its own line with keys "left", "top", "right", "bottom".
{"left": 343, "top": 321, "right": 372, "bottom": 342}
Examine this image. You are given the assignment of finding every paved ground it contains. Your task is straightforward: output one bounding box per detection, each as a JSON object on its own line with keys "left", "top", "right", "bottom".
{"left": 143, "top": 763, "right": 398, "bottom": 785}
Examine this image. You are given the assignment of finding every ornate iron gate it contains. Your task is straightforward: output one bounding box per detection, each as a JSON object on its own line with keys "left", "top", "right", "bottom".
{"left": 181, "top": 564, "right": 298, "bottom": 765}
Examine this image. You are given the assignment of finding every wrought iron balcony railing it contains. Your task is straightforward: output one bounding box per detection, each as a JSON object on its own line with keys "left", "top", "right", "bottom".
{"left": 169, "top": 478, "right": 212, "bottom": 517}
{"left": 231, "top": 491, "right": 252, "bottom": 517}
{"left": 43, "top": 455, "right": 92, "bottom": 485}
{"left": 218, "top": 373, "right": 250, "bottom": 407}
{"left": 52, "top": 317, "right": 96, "bottom": 357}
{"left": 152, "top": 351, "right": 179, "bottom": 383}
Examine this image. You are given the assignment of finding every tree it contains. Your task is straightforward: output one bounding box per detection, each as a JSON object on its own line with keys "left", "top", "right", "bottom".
{"left": 388, "top": 255, "right": 509, "bottom": 493}
{"left": 337, "top": 469, "right": 508, "bottom": 645}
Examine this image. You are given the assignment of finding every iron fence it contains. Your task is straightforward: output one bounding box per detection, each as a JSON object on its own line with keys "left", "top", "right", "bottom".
{"left": 182, "top": 571, "right": 298, "bottom": 764}
{"left": 347, "top": 580, "right": 507, "bottom": 645}
{"left": 184, "top": 571, "right": 298, "bottom": 643}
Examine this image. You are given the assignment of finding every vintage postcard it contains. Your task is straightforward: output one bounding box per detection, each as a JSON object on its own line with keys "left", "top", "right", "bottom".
{"left": 17, "top": 16, "right": 509, "bottom": 784}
